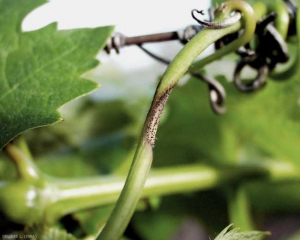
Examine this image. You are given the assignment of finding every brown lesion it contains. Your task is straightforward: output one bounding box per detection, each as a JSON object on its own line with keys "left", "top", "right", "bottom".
{"left": 145, "top": 87, "right": 173, "bottom": 147}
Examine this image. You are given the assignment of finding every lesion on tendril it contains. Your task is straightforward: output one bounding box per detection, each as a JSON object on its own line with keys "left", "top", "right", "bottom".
{"left": 146, "top": 88, "right": 173, "bottom": 147}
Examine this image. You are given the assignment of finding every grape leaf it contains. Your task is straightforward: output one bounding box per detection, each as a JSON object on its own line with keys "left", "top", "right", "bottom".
{"left": 0, "top": 0, "right": 114, "bottom": 149}
{"left": 215, "top": 224, "right": 270, "bottom": 240}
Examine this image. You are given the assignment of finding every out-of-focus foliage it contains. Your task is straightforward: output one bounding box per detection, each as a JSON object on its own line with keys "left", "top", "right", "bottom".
{"left": 287, "top": 230, "right": 300, "bottom": 240}
{"left": 132, "top": 191, "right": 229, "bottom": 239}
{"left": 155, "top": 65, "right": 300, "bottom": 168}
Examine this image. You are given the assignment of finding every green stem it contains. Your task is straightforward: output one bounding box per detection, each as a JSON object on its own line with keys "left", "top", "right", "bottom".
{"left": 227, "top": 185, "right": 254, "bottom": 231}
{"left": 270, "top": 43, "right": 298, "bottom": 79}
{"left": 2, "top": 141, "right": 300, "bottom": 225}
{"left": 268, "top": 0, "right": 290, "bottom": 39}
{"left": 267, "top": 1, "right": 297, "bottom": 79}
{"left": 46, "top": 164, "right": 266, "bottom": 223}
{"left": 4, "top": 143, "right": 43, "bottom": 183}
{"left": 96, "top": 139, "right": 153, "bottom": 240}
{"left": 265, "top": 160, "right": 300, "bottom": 182}
{"left": 97, "top": 2, "right": 256, "bottom": 239}
{"left": 252, "top": 2, "right": 268, "bottom": 21}
{"left": 13, "top": 136, "right": 33, "bottom": 160}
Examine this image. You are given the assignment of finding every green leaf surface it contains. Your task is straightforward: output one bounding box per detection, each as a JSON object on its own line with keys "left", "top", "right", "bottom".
{"left": 214, "top": 224, "right": 269, "bottom": 240}
{"left": 0, "top": 0, "right": 114, "bottom": 149}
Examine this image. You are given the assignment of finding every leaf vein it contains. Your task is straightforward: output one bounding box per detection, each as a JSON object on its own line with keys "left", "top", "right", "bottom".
{"left": 0, "top": 43, "right": 80, "bottom": 102}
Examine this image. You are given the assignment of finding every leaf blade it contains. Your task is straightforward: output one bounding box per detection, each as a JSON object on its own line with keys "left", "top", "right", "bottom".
{"left": 0, "top": 0, "right": 114, "bottom": 149}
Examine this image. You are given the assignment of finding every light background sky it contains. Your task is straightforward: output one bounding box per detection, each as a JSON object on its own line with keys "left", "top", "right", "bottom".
{"left": 22, "top": 0, "right": 212, "bottom": 101}
{"left": 23, "top": 0, "right": 211, "bottom": 33}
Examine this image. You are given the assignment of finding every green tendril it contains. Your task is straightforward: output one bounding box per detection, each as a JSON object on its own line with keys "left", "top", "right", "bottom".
{"left": 189, "top": 0, "right": 256, "bottom": 72}
{"left": 269, "top": 0, "right": 290, "bottom": 39}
